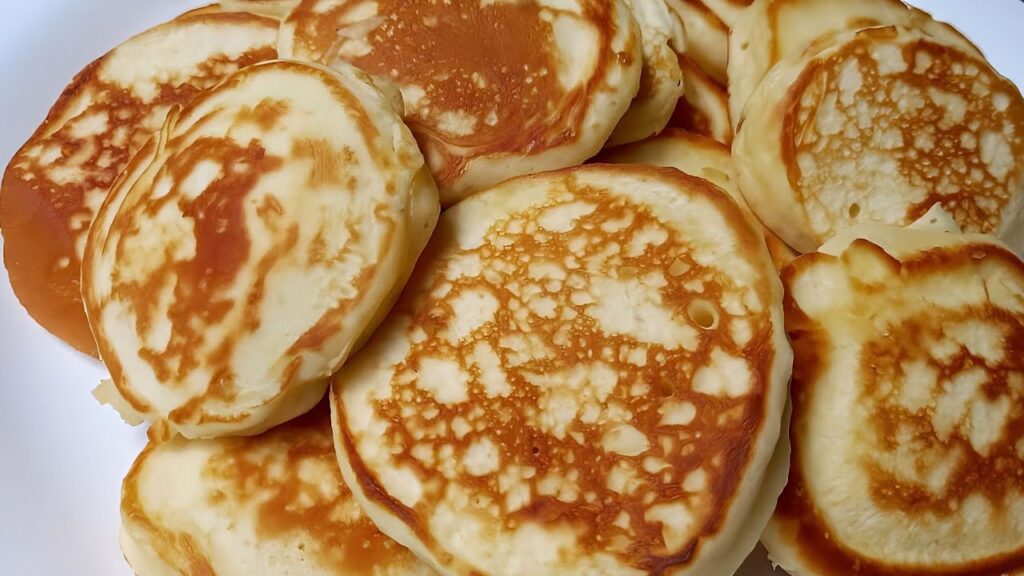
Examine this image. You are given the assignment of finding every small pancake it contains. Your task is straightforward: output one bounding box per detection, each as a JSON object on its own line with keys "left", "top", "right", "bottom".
{"left": 728, "top": 0, "right": 982, "bottom": 131}
{"left": 597, "top": 129, "right": 795, "bottom": 269}
{"left": 330, "top": 164, "right": 792, "bottom": 575}
{"left": 667, "top": 55, "right": 732, "bottom": 146}
{"left": 765, "top": 219, "right": 1024, "bottom": 576}
{"left": 82, "top": 60, "right": 439, "bottom": 439}
{"left": 606, "top": 0, "right": 686, "bottom": 146}
{"left": 219, "top": 0, "right": 300, "bottom": 18}
{"left": 733, "top": 25, "right": 1024, "bottom": 253}
{"left": 279, "top": 0, "right": 642, "bottom": 206}
{"left": 0, "top": 11, "right": 278, "bottom": 356}
{"left": 665, "top": 0, "right": 729, "bottom": 85}
{"left": 120, "top": 403, "right": 437, "bottom": 575}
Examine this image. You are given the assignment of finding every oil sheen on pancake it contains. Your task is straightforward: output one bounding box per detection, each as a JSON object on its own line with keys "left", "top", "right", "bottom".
{"left": 83, "top": 60, "right": 439, "bottom": 439}
{"left": 0, "top": 11, "right": 278, "bottom": 356}
{"left": 120, "top": 403, "right": 436, "bottom": 576}
{"left": 330, "top": 164, "right": 792, "bottom": 575}
{"left": 734, "top": 26, "right": 1024, "bottom": 253}
{"left": 765, "top": 220, "right": 1024, "bottom": 576}
{"left": 279, "top": 0, "right": 642, "bottom": 206}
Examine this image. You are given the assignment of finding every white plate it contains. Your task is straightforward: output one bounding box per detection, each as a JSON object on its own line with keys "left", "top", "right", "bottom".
{"left": 0, "top": 2, "right": 1021, "bottom": 575}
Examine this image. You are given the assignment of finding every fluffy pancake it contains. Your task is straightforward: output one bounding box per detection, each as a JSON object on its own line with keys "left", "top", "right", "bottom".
{"left": 733, "top": 25, "right": 1024, "bottom": 253}
{"left": 330, "top": 164, "right": 792, "bottom": 575}
{"left": 120, "top": 403, "right": 436, "bottom": 575}
{"left": 82, "top": 60, "right": 439, "bottom": 439}
{"left": 279, "top": 0, "right": 642, "bottom": 206}
{"left": 606, "top": 0, "right": 686, "bottom": 146}
{"left": 665, "top": 0, "right": 728, "bottom": 85}
{"left": 765, "top": 220, "right": 1024, "bottom": 576}
{"left": 728, "top": 0, "right": 982, "bottom": 131}
{"left": 0, "top": 11, "right": 278, "bottom": 356}
{"left": 667, "top": 56, "right": 732, "bottom": 146}
{"left": 597, "top": 129, "right": 795, "bottom": 269}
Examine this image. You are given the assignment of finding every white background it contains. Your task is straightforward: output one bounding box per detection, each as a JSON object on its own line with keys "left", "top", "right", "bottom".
{"left": 0, "top": 1, "right": 1021, "bottom": 574}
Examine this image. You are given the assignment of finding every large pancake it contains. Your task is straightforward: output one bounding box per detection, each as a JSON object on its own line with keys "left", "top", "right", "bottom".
{"left": 82, "top": 60, "right": 439, "bottom": 439}
{"left": 0, "top": 11, "right": 278, "bottom": 356}
{"left": 667, "top": 56, "right": 732, "bottom": 146}
{"left": 665, "top": 0, "right": 728, "bottom": 85}
{"left": 728, "top": 0, "right": 982, "bottom": 131}
{"left": 330, "top": 164, "right": 792, "bottom": 575}
{"left": 278, "top": 0, "right": 642, "bottom": 206}
{"left": 120, "top": 403, "right": 436, "bottom": 575}
{"left": 764, "top": 219, "right": 1024, "bottom": 575}
{"left": 733, "top": 25, "right": 1024, "bottom": 254}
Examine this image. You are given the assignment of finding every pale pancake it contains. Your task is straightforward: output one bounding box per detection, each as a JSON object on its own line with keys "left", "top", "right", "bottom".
{"left": 219, "top": 0, "right": 300, "bottom": 18}
{"left": 279, "top": 0, "right": 642, "bottom": 206}
{"left": 665, "top": 0, "right": 728, "bottom": 84}
{"left": 331, "top": 164, "right": 792, "bottom": 575}
{"left": 120, "top": 403, "right": 437, "bottom": 576}
{"left": 82, "top": 60, "right": 439, "bottom": 439}
{"left": 728, "top": 0, "right": 982, "bottom": 131}
{"left": 0, "top": 11, "right": 277, "bottom": 356}
{"left": 597, "top": 129, "right": 795, "bottom": 269}
{"left": 734, "top": 26, "right": 1024, "bottom": 253}
{"left": 606, "top": 0, "right": 686, "bottom": 146}
{"left": 765, "top": 221, "right": 1024, "bottom": 576}
{"left": 667, "top": 56, "right": 732, "bottom": 146}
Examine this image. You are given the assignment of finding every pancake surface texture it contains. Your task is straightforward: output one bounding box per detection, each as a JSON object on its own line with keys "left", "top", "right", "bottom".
{"left": 0, "top": 11, "right": 278, "bottom": 356}
{"left": 120, "top": 404, "right": 436, "bottom": 576}
{"left": 83, "top": 60, "right": 439, "bottom": 439}
{"left": 734, "top": 25, "right": 1024, "bottom": 253}
{"left": 766, "top": 220, "right": 1024, "bottom": 576}
{"left": 279, "top": 0, "right": 642, "bottom": 205}
{"left": 331, "top": 164, "right": 792, "bottom": 575}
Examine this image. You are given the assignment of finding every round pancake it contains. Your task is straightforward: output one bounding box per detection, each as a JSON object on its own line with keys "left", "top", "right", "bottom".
{"left": 765, "top": 221, "right": 1024, "bottom": 576}
{"left": 606, "top": 0, "right": 686, "bottom": 146}
{"left": 120, "top": 403, "right": 437, "bottom": 576}
{"left": 279, "top": 0, "right": 642, "bottom": 206}
{"left": 0, "top": 11, "right": 278, "bottom": 356}
{"left": 82, "top": 60, "right": 439, "bottom": 439}
{"left": 596, "top": 129, "right": 795, "bottom": 269}
{"left": 728, "top": 0, "right": 982, "bottom": 131}
{"left": 667, "top": 56, "right": 732, "bottom": 146}
{"left": 330, "top": 164, "right": 792, "bottom": 575}
{"left": 733, "top": 25, "right": 1024, "bottom": 254}
{"left": 665, "top": 0, "right": 728, "bottom": 85}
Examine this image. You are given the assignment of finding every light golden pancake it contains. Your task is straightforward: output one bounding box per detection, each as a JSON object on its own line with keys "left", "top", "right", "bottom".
{"left": 83, "top": 60, "right": 439, "bottom": 439}
{"left": 597, "top": 129, "right": 795, "bottom": 269}
{"left": 0, "top": 11, "right": 277, "bottom": 356}
{"left": 120, "top": 403, "right": 437, "bottom": 576}
{"left": 667, "top": 55, "right": 732, "bottom": 146}
{"left": 219, "top": 0, "right": 300, "bottom": 18}
{"left": 733, "top": 25, "right": 1024, "bottom": 254}
{"left": 765, "top": 219, "right": 1024, "bottom": 576}
{"left": 330, "top": 164, "right": 792, "bottom": 575}
{"left": 665, "top": 0, "right": 728, "bottom": 85}
{"left": 279, "top": 0, "right": 642, "bottom": 206}
{"left": 728, "top": 0, "right": 981, "bottom": 131}
{"left": 606, "top": 0, "right": 686, "bottom": 146}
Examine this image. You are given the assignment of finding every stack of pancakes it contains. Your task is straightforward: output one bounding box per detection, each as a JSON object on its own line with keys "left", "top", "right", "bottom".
{"left": 0, "top": 1, "right": 1021, "bottom": 575}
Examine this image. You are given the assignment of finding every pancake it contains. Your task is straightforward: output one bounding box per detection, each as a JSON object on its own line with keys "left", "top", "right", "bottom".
{"left": 665, "top": 0, "right": 728, "bottom": 85}
{"left": 120, "top": 403, "right": 437, "bottom": 575}
{"left": 0, "top": 11, "right": 278, "bottom": 356}
{"left": 279, "top": 0, "right": 642, "bottom": 206}
{"left": 82, "top": 60, "right": 439, "bottom": 439}
{"left": 597, "top": 129, "right": 795, "bottom": 269}
{"left": 728, "top": 0, "right": 982, "bottom": 131}
{"left": 606, "top": 0, "right": 686, "bottom": 146}
{"left": 330, "top": 164, "right": 792, "bottom": 575}
{"left": 667, "top": 55, "right": 732, "bottom": 146}
{"left": 698, "top": 0, "right": 752, "bottom": 27}
{"left": 733, "top": 25, "right": 1024, "bottom": 254}
{"left": 764, "top": 219, "right": 1024, "bottom": 576}
{"left": 219, "top": 0, "right": 299, "bottom": 18}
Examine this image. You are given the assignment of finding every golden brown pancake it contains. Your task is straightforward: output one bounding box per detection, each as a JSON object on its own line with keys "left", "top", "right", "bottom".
{"left": 83, "top": 60, "right": 439, "bottom": 439}
{"left": 765, "top": 219, "right": 1024, "bottom": 576}
{"left": 734, "top": 25, "right": 1024, "bottom": 253}
{"left": 667, "top": 56, "right": 732, "bottom": 146}
{"left": 665, "top": 0, "right": 729, "bottom": 85}
{"left": 120, "top": 403, "right": 437, "bottom": 575}
{"left": 330, "top": 164, "right": 792, "bottom": 575}
{"left": 0, "top": 11, "right": 278, "bottom": 356}
{"left": 279, "top": 0, "right": 642, "bottom": 206}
